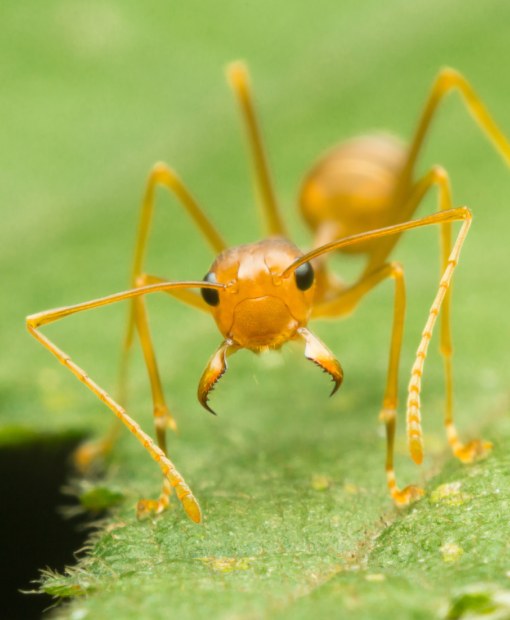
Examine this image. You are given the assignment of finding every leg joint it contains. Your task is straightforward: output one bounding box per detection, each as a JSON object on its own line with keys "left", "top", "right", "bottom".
{"left": 388, "top": 261, "right": 404, "bottom": 280}
{"left": 150, "top": 161, "right": 172, "bottom": 180}
{"left": 430, "top": 164, "right": 449, "bottom": 184}
{"left": 135, "top": 273, "right": 149, "bottom": 288}
{"left": 436, "top": 67, "right": 463, "bottom": 90}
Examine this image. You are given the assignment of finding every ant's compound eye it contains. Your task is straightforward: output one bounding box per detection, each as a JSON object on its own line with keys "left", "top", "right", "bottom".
{"left": 201, "top": 272, "right": 220, "bottom": 306}
{"left": 294, "top": 261, "right": 314, "bottom": 291}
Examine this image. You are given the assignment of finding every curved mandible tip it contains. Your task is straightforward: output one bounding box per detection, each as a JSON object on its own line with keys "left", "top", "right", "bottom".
{"left": 197, "top": 339, "right": 239, "bottom": 414}
{"left": 297, "top": 327, "right": 343, "bottom": 396}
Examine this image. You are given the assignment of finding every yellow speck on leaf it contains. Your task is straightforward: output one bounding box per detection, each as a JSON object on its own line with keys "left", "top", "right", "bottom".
{"left": 200, "top": 557, "right": 253, "bottom": 573}
{"left": 430, "top": 481, "right": 471, "bottom": 506}
{"left": 311, "top": 474, "right": 331, "bottom": 491}
{"left": 440, "top": 542, "right": 464, "bottom": 563}
{"left": 343, "top": 482, "right": 359, "bottom": 495}
{"left": 365, "top": 573, "right": 386, "bottom": 582}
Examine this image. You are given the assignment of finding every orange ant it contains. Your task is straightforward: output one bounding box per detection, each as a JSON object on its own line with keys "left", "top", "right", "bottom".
{"left": 27, "top": 62, "right": 510, "bottom": 524}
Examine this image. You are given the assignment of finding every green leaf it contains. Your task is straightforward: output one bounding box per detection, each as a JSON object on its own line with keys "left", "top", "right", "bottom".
{"left": 78, "top": 485, "right": 125, "bottom": 513}
{"left": 2, "top": 1, "right": 510, "bottom": 618}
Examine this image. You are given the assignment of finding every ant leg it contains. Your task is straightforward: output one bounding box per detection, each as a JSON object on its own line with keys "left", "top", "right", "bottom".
{"left": 128, "top": 273, "right": 209, "bottom": 437}
{"left": 27, "top": 279, "right": 221, "bottom": 522}
{"left": 226, "top": 61, "right": 287, "bottom": 237}
{"left": 123, "top": 165, "right": 224, "bottom": 515}
{"left": 361, "top": 167, "right": 492, "bottom": 463}
{"left": 126, "top": 162, "right": 227, "bottom": 419}
{"left": 128, "top": 162, "right": 226, "bottom": 420}
{"left": 314, "top": 262, "right": 424, "bottom": 505}
{"left": 130, "top": 163, "right": 226, "bottom": 285}
{"left": 401, "top": 68, "right": 510, "bottom": 186}
{"left": 296, "top": 207, "right": 473, "bottom": 503}
{"left": 406, "top": 209, "right": 491, "bottom": 464}
{"left": 128, "top": 273, "right": 217, "bottom": 516}
{"left": 128, "top": 272, "right": 211, "bottom": 448}
{"left": 133, "top": 281, "right": 176, "bottom": 445}
{"left": 76, "top": 164, "right": 226, "bottom": 470}
{"left": 118, "top": 166, "right": 226, "bottom": 513}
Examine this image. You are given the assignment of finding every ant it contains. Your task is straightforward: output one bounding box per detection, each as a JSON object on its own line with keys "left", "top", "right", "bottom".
{"left": 27, "top": 62, "right": 510, "bottom": 524}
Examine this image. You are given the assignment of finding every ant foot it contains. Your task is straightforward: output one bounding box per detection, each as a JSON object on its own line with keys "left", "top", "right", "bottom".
{"left": 392, "top": 484, "right": 425, "bottom": 507}
{"left": 180, "top": 494, "right": 202, "bottom": 524}
{"left": 73, "top": 439, "right": 109, "bottom": 473}
{"left": 136, "top": 495, "right": 171, "bottom": 519}
{"left": 454, "top": 438, "right": 493, "bottom": 464}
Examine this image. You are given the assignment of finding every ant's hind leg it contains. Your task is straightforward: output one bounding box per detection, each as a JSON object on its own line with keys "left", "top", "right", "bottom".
{"left": 226, "top": 61, "right": 287, "bottom": 237}
{"left": 401, "top": 68, "right": 510, "bottom": 185}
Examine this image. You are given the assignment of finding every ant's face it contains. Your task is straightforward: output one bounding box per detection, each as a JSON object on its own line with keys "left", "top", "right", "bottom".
{"left": 201, "top": 238, "right": 315, "bottom": 351}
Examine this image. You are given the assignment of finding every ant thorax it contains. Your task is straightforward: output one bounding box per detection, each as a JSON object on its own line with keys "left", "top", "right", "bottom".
{"left": 201, "top": 238, "right": 315, "bottom": 351}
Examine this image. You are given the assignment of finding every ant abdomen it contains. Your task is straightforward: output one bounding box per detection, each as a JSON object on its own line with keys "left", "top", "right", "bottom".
{"left": 299, "top": 133, "right": 407, "bottom": 254}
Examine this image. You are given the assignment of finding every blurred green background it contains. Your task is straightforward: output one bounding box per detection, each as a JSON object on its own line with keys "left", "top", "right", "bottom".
{"left": 2, "top": 1, "right": 510, "bottom": 618}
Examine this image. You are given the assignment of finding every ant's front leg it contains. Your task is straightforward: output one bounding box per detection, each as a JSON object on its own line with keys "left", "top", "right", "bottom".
{"left": 314, "top": 262, "right": 424, "bottom": 506}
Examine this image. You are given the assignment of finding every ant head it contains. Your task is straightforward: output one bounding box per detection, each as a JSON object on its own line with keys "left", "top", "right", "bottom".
{"left": 201, "top": 238, "right": 315, "bottom": 350}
